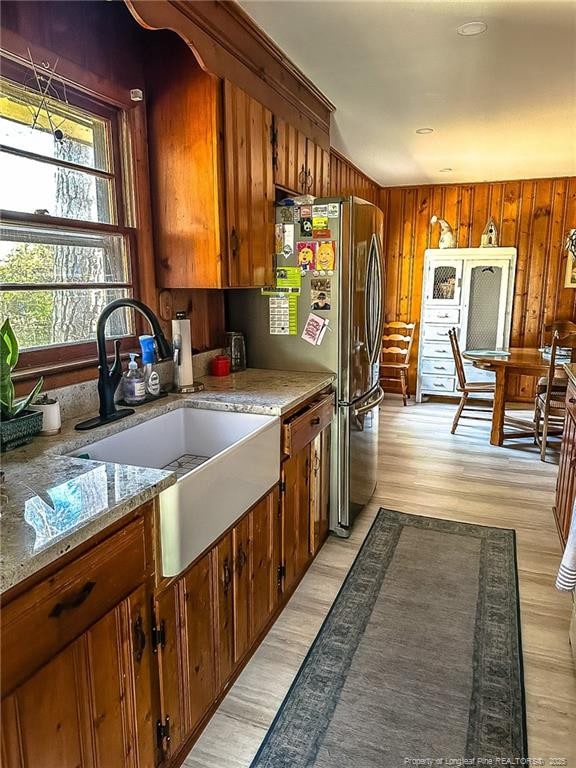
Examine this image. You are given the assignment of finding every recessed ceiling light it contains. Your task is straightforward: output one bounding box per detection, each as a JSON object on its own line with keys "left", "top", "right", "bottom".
{"left": 416, "top": 127, "right": 434, "bottom": 134}
{"left": 439, "top": 168, "right": 453, "bottom": 172}
{"left": 457, "top": 21, "right": 487, "bottom": 36}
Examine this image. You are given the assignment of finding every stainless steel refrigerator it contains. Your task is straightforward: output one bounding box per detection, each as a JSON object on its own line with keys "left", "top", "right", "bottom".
{"left": 228, "top": 196, "right": 385, "bottom": 536}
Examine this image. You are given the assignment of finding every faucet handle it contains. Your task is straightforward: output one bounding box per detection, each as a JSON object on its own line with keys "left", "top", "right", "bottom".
{"left": 110, "top": 338, "right": 123, "bottom": 377}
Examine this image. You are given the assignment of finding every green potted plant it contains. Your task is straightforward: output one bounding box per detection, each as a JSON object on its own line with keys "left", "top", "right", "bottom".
{"left": 0, "top": 318, "right": 44, "bottom": 452}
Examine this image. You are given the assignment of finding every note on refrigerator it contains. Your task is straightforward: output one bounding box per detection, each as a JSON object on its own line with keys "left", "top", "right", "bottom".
{"left": 302, "top": 313, "right": 329, "bottom": 345}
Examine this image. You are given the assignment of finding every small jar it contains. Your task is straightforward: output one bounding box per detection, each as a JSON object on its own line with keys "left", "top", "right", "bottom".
{"left": 210, "top": 355, "right": 231, "bottom": 377}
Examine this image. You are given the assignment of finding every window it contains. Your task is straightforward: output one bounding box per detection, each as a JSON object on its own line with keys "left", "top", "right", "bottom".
{"left": 0, "top": 72, "right": 137, "bottom": 367}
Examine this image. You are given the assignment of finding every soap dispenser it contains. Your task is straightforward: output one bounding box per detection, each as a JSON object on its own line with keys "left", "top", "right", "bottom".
{"left": 139, "top": 335, "right": 161, "bottom": 397}
{"left": 122, "top": 353, "right": 146, "bottom": 405}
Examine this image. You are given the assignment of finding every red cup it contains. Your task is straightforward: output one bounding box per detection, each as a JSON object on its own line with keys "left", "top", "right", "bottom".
{"left": 211, "top": 355, "right": 231, "bottom": 376}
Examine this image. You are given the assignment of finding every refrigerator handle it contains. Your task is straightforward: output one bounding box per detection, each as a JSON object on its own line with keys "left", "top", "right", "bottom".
{"left": 371, "top": 233, "right": 384, "bottom": 364}
{"left": 353, "top": 385, "right": 384, "bottom": 416}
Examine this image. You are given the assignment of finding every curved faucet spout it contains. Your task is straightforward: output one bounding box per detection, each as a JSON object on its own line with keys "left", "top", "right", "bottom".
{"left": 76, "top": 298, "right": 172, "bottom": 431}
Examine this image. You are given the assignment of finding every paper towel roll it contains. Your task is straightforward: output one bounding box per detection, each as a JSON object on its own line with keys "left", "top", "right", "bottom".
{"left": 172, "top": 316, "right": 195, "bottom": 391}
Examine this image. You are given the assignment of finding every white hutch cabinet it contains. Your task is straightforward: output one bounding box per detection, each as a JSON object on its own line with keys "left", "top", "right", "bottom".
{"left": 416, "top": 247, "right": 516, "bottom": 401}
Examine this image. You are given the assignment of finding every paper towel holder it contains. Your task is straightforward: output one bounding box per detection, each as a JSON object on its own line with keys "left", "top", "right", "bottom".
{"left": 172, "top": 312, "right": 204, "bottom": 393}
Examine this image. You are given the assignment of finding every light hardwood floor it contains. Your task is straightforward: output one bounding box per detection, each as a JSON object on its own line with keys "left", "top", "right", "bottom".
{"left": 184, "top": 399, "right": 576, "bottom": 767}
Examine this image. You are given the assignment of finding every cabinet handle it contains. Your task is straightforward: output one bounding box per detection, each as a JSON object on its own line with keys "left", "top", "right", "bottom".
{"left": 298, "top": 164, "right": 307, "bottom": 192}
{"left": 133, "top": 614, "right": 146, "bottom": 663}
{"left": 569, "top": 397, "right": 576, "bottom": 404}
{"left": 237, "top": 545, "right": 247, "bottom": 574}
{"left": 310, "top": 416, "right": 321, "bottom": 426}
{"left": 230, "top": 227, "right": 239, "bottom": 255}
{"left": 223, "top": 558, "right": 232, "bottom": 593}
{"left": 306, "top": 169, "right": 314, "bottom": 191}
{"left": 433, "top": 366, "right": 446, "bottom": 370}
{"left": 49, "top": 581, "right": 96, "bottom": 618}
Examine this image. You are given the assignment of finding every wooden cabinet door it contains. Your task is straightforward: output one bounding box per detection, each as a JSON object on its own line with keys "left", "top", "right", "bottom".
{"left": 310, "top": 427, "right": 331, "bottom": 556}
{"left": 274, "top": 117, "right": 307, "bottom": 194}
{"left": 147, "top": 34, "right": 224, "bottom": 289}
{"left": 1, "top": 586, "right": 155, "bottom": 768}
{"left": 223, "top": 80, "right": 275, "bottom": 287}
{"left": 555, "top": 409, "right": 576, "bottom": 543}
{"left": 155, "top": 582, "right": 185, "bottom": 760}
{"left": 181, "top": 552, "right": 217, "bottom": 733}
{"left": 214, "top": 532, "right": 235, "bottom": 688}
{"left": 281, "top": 444, "right": 311, "bottom": 594}
{"left": 250, "top": 488, "right": 280, "bottom": 640}
{"left": 232, "top": 513, "right": 252, "bottom": 663}
{"left": 306, "top": 139, "right": 330, "bottom": 197}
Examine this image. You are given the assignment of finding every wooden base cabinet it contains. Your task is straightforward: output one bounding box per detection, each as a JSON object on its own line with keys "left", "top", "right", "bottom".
{"left": 554, "top": 381, "right": 576, "bottom": 546}
{"left": 1, "top": 399, "right": 331, "bottom": 768}
{"left": 153, "top": 487, "right": 280, "bottom": 765}
{"left": 1, "top": 513, "right": 156, "bottom": 768}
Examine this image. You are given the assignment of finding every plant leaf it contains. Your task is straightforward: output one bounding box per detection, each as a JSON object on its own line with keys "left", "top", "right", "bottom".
{"left": 12, "top": 377, "right": 44, "bottom": 418}
{"left": 1, "top": 318, "right": 19, "bottom": 369}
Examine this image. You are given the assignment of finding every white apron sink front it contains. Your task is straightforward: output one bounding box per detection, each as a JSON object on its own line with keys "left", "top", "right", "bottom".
{"left": 69, "top": 408, "right": 280, "bottom": 575}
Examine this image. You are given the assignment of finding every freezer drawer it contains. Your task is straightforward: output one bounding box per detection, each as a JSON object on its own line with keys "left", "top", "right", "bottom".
{"left": 333, "top": 385, "right": 383, "bottom": 537}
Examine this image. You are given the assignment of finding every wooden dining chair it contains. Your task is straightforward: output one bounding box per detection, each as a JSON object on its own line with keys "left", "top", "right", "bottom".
{"left": 534, "top": 330, "right": 576, "bottom": 461}
{"left": 380, "top": 321, "right": 417, "bottom": 406}
{"left": 448, "top": 328, "right": 495, "bottom": 434}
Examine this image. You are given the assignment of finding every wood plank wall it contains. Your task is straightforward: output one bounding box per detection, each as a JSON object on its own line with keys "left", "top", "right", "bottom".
{"left": 329, "top": 150, "right": 379, "bottom": 204}
{"left": 379, "top": 177, "right": 576, "bottom": 400}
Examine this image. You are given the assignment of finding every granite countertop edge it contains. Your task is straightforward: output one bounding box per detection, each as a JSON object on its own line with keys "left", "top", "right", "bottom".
{"left": 1, "top": 369, "right": 335, "bottom": 595}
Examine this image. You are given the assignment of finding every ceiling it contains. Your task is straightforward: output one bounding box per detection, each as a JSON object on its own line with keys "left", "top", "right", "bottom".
{"left": 239, "top": 0, "right": 576, "bottom": 187}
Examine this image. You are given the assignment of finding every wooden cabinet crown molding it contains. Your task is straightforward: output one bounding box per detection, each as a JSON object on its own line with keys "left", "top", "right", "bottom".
{"left": 124, "top": 0, "right": 333, "bottom": 148}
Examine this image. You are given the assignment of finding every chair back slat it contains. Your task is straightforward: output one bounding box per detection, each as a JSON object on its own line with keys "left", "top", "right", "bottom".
{"left": 381, "top": 347, "right": 408, "bottom": 355}
{"left": 382, "top": 334, "right": 412, "bottom": 342}
{"left": 448, "top": 328, "right": 467, "bottom": 389}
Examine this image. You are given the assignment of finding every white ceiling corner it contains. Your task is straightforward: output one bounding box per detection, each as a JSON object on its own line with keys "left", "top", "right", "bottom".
{"left": 240, "top": 0, "right": 576, "bottom": 187}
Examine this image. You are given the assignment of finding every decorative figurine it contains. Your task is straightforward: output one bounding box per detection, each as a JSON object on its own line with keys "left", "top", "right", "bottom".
{"left": 430, "top": 215, "right": 455, "bottom": 248}
{"left": 480, "top": 217, "right": 499, "bottom": 247}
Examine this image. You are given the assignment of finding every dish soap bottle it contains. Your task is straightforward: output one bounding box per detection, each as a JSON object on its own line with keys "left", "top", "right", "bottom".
{"left": 139, "top": 335, "right": 161, "bottom": 398}
{"left": 123, "top": 353, "right": 146, "bottom": 405}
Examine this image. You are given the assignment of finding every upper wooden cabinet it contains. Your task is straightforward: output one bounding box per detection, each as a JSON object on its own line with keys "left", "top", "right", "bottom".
{"left": 273, "top": 117, "right": 330, "bottom": 197}
{"left": 146, "top": 35, "right": 274, "bottom": 289}
{"left": 223, "top": 81, "right": 275, "bottom": 288}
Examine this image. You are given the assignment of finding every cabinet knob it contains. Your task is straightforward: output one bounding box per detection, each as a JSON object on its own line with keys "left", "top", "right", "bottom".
{"left": 310, "top": 417, "right": 321, "bottom": 426}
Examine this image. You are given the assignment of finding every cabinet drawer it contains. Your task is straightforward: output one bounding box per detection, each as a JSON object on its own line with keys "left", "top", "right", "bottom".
{"left": 421, "top": 359, "right": 455, "bottom": 376}
{"left": 421, "top": 341, "right": 453, "bottom": 359}
{"left": 282, "top": 393, "right": 334, "bottom": 457}
{"left": 421, "top": 375, "right": 456, "bottom": 394}
{"left": 424, "top": 308, "right": 460, "bottom": 324}
{"left": 463, "top": 365, "right": 496, "bottom": 384}
{"left": 423, "top": 324, "right": 454, "bottom": 342}
{"left": 1, "top": 518, "right": 147, "bottom": 694}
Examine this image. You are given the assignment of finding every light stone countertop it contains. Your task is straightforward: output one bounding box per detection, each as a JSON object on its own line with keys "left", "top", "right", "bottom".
{"left": 0, "top": 369, "right": 334, "bottom": 595}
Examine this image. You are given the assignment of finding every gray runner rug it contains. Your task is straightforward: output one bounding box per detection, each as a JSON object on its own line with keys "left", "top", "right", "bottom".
{"left": 251, "top": 508, "right": 527, "bottom": 768}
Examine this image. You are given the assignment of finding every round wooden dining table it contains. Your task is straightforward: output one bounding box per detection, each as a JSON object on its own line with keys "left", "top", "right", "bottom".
{"left": 462, "top": 348, "right": 554, "bottom": 446}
